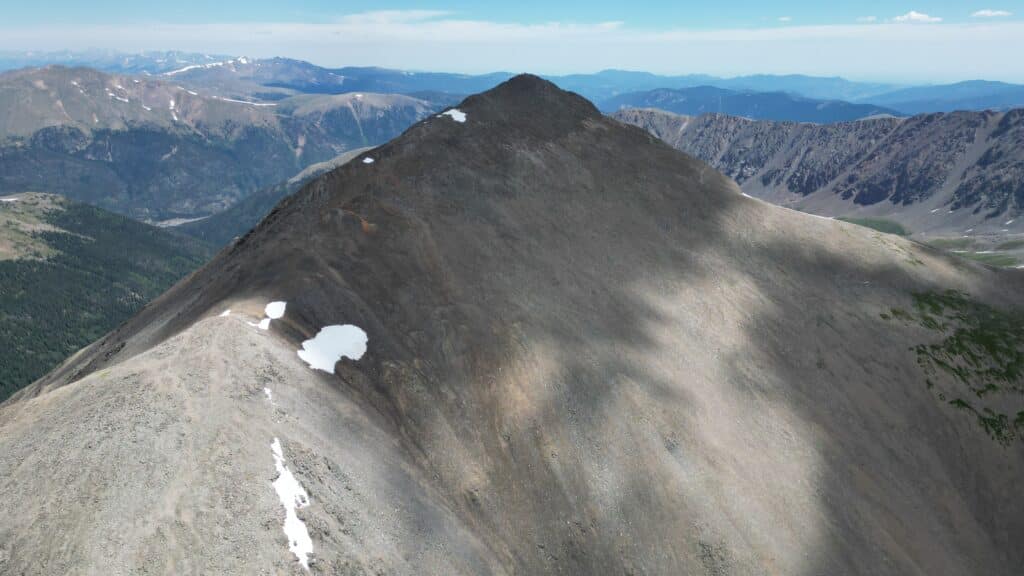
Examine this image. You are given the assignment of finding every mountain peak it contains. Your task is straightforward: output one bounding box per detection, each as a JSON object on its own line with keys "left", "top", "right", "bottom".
{"left": 454, "top": 73, "right": 601, "bottom": 134}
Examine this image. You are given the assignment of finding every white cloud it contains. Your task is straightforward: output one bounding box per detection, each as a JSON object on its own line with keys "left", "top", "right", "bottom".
{"left": 1, "top": 10, "right": 1024, "bottom": 82}
{"left": 857, "top": 16, "right": 878, "bottom": 23}
{"left": 893, "top": 11, "right": 943, "bottom": 23}
{"left": 972, "top": 9, "right": 1012, "bottom": 18}
{"left": 778, "top": 16, "right": 793, "bottom": 23}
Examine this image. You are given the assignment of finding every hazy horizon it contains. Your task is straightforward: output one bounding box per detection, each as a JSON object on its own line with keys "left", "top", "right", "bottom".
{"left": 0, "top": 2, "right": 1022, "bottom": 84}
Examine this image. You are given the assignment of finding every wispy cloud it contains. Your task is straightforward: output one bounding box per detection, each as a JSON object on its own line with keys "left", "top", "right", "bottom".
{"left": 972, "top": 9, "right": 1012, "bottom": 18}
{"left": 893, "top": 11, "right": 942, "bottom": 23}
{"left": 856, "top": 16, "right": 878, "bottom": 23}
{"left": 0, "top": 10, "right": 1022, "bottom": 82}
{"left": 778, "top": 16, "right": 793, "bottom": 23}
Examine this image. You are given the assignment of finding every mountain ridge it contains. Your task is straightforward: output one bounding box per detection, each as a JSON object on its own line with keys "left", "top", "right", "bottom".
{"left": 0, "top": 66, "right": 443, "bottom": 219}
{"left": 3, "top": 75, "right": 1023, "bottom": 575}
{"left": 613, "top": 106, "right": 1024, "bottom": 236}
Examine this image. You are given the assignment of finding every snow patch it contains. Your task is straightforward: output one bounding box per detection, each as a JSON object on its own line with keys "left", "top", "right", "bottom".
{"left": 269, "top": 438, "right": 313, "bottom": 570}
{"left": 1006, "top": 220, "right": 1016, "bottom": 225}
{"left": 1, "top": 197, "right": 19, "bottom": 203}
{"left": 214, "top": 95, "right": 277, "bottom": 106}
{"left": 362, "top": 157, "right": 375, "bottom": 164}
{"left": 264, "top": 387, "right": 273, "bottom": 401}
{"left": 247, "top": 301, "right": 286, "bottom": 330}
{"left": 297, "top": 325, "right": 367, "bottom": 373}
{"left": 439, "top": 108, "right": 467, "bottom": 123}
{"left": 219, "top": 309, "right": 231, "bottom": 317}
{"left": 266, "top": 301, "right": 287, "bottom": 319}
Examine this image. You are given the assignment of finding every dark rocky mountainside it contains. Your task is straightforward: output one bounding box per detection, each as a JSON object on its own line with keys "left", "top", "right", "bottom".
{"left": 0, "top": 66, "right": 440, "bottom": 219}
{"left": 614, "top": 107, "right": 1024, "bottom": 235}
{"left": 600, "top": 86, "right": 899, "bottom": 122}
{"left": 3, "top": 76, "right": 1023, "bottom": 575}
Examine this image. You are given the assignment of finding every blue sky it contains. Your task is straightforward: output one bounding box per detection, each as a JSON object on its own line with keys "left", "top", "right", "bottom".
{"left": 3, "top": 1, "right": 1018, "bottom": 27}
{"left": 2, "top": 2, "right": 1023, "bottom": 82}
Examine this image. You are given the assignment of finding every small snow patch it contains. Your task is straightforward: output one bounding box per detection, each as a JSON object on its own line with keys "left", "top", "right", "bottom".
{"left": 246, "top": 319, "right": 272, "bottom": 330}
{"left": 930, "top": 208, "right": 940, "bottom": 213}
{"left": 270, "top": 438, "right": 313, "bottom": 570}
{"left": 439, "top": 108, "right": 467, "bottom": 123}
{"left": 362, "top": 157, "right": 374, "bottom": 164}
{"left": 214, "top": 95, "right": 277, "bottom": 106}
{"left": 1, "top": 197, "right": 19, "bottom": 203}
{"left": 266, "top": 301, "right": 287, "bottom": 319}
{"left": 1006, "top": 220, "right": 1016, "bottom": 225}
{"left": 219, "top": 309, "right": 231, "bottom": 317}
{"left": 264, "top": 387, "right": 273, "bottom": 401}
{"left": 297, "top": 325, "right": 367, "bottom": 373}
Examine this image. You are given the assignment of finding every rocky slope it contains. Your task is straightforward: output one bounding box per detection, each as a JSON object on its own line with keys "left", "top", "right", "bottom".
{"left": 2, "top": 76, "right": 1023, "bottom": 575}
{"left": 0, "top": 66, "right": 440, "bottom": 219}
{"left": 614, "top": 107, "right": 1024, "bottom": 237}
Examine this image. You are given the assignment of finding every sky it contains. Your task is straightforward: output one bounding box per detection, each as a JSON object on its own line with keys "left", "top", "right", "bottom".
{"left": 2, "top": 1, "right": 1023, "bottom": 82}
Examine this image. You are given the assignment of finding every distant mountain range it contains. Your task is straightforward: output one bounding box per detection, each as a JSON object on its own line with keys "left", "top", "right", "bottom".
{"left": 613, "top": 107, "right": 1024, "bottom": 238}
{"left": 600, "top": 86, "right": 900, "bottom": 123}
{"left": 3, "top": 51, "right": 1024, "bottom": 114}
{"left": 860, "top": 80, "right": 1024, "bottom": 114}
{"left": 0, "top": 66, "right": 444, "bottom": 219}
{"left": 0, "top": 50, "right": 234, "bottom": 75}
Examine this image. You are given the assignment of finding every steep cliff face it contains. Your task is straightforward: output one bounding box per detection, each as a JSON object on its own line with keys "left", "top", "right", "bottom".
{"left": 3, "top": 76, "right": 1023, "bottom": 576}
{"left": 614, "top": 107, "right": 1024, "bottom": 235}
